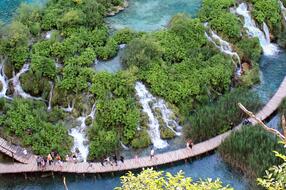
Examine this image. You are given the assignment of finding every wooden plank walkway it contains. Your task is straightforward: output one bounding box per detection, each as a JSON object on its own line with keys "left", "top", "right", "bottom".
{"left": 0, "top": 76, "right": 286, "bottom": 174}
{"left": 0, "top": 137, "right": 35, "bottom": 164}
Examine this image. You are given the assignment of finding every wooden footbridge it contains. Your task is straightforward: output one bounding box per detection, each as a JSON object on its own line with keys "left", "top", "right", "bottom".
{"left": 0, "top": 76, "right": 286, "bottom": 174}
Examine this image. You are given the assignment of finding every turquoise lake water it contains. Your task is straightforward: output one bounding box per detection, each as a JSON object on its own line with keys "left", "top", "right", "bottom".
{"left": 1, "top": 0, "right": 286, "bottom": 189}
{"left": 0, "top": 0, "right": 46, "bottom": 22}
{"left": 107, "top": 0, "right": 202, "bottom": 31}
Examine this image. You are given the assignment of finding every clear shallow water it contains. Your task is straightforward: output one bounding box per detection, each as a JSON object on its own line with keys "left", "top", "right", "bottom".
{"left": 0, "top": 0, "right": 46, "bottom": 22}
{"left": 107, "top": 0, "right": 202, "bottom": 31}
{"left": 254, "top": 50, "right": 286, "bottom": 103}
{"left": 94, "top": 47, "right": 124, "bottom": 73}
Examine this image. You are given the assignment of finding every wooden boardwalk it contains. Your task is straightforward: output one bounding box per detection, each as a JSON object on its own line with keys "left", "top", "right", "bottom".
{"left": 0, "top": 76, "right": 286, "bottom": 174}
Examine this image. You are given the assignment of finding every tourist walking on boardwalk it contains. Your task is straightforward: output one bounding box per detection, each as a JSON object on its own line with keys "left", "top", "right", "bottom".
{"left": 150, "top": 148, "right": 155, "bottom": 159}
{"left": 105, "top": 157, "right": 113, "bottom": 166}
{"left": 100, "top": 159, "right": 105, "bottom": 167}
{"left": 186, "top": 139, "right": 194, "bottom": 149}
{"left": 41, "top": 157, "right": 46, "bottom": 170}
{"left": 113, "top": 155, "right": 118, "bottom": 166}
{"left": 36, "top": 156, "right": 41, "bottom": 167}
{"left": 47, "top": 153, "right": 53, "bottom": 165}
{"left": 120, "top": 156, "right": 124, "bottom": 163}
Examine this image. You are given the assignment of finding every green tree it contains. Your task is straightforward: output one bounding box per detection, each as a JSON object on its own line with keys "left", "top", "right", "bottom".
{"left": 257, "top": 152, "right": 286, "bottom": 190}
{"left": 115, "top": 168, "right": 233, "bottom": 190}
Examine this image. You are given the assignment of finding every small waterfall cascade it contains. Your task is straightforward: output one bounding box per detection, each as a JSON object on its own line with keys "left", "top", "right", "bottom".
{"left": 12, "top": 64, "right": 42, "bottom": 100}
{"left": 69, "top": 104, "right": 96, "bottom": 162}
{"left": 120, "top": 141, "right": 129, "bottom": 150}
{"left": 236, "top": 3, "right": 279, "bottom": 55}
{"left": 153, "top": 99, "right": 182, "bottom": 136}
{"left": 135, "top": 82, "right": 182, "bottom": 149}
{"left": 204, "top": 24, "right": 241, "bottom": 68}
{"left": 62, "top": 100, "right": 75, "bottom": 112}
{"left": 280, "top": 1, "right": 286, "bottom": 22}
{"left": 47, "top": 82, "right": 54, "bottom": 111}
{"left": 0, "top": 62, "right": 8, "bottom": 98}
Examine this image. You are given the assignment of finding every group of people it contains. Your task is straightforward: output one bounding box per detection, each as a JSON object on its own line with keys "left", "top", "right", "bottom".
{"left": 100, "top": 155, "right": 124, "bottom": 166}
{"left": 35, "top": 142, "right": 195, "bottom": 170}
{"left": 36, "top": 151, "right": 63, "bottom": 170}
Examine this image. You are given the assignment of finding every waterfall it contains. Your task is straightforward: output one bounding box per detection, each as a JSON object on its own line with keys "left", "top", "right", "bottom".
{"left": 236, "top": 3, "right": 279, "bottom": 55}
{"left": 120, "top": 141, "right": 129, "bottom": 150}
{"left": 47, "top": 82, "right": 54, "bottom": 111}
{"left": 204, "top": 25, "right": 241, "bottom": 67}
{"left": 69, "top": 104, "right": 96, "bottom": 162}
{"left": 135, "top": 82, "right": 182, "bottom": 149}
{"left": 280, "top": 1, "right": 286, "bottom": 22}
{"left": 62, "top": 100, "right": 75, "bottom": 112}
{"left": 153, "top": 99, "right": 182, "bottom": 136}
{"left": 135, "top": 82, "right": 168, "bottom": 149}
{"left": 0, "top": 63, "right": 8, "bottom": 98}
{"left": 11, "top": 64, "right": 42, "bottom": 100}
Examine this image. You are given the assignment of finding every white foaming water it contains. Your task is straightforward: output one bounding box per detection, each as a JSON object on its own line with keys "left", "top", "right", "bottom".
{"left": 204, "top": 26, "right": 241, "bottom": 67}
{"left": 12, "top": 64, "right": 42, "bottom": 100}
{"left": 280, "top": 1, "right": 286, "bottom": 22}
{"left": 120, "top": 141, "right": 129, "bottom": 150}
{"left": 135, "top": 82, "right": 181, "bottom": 149}
{"left": 236, "top": 3, "right": 279, "bottom": 55}
{"left": 0, "top": 62, "right": 8, "bottom": 98}
{"left": 135, "top": 82, "right": 168, "bottom": 149}
{"left": 153, "top": 99, "right": 182, "bottom": 136}
{"left": 69, "top": 104, "right": 96, "bottom": 162}
{"left": 47, "top": 82, "right": 54, "bottom": 111}
{"left": 45, "top": 31, "right": 52, "bottom": 39}
{"left": 62, "top": 100, "right": 75, "bottom": 112}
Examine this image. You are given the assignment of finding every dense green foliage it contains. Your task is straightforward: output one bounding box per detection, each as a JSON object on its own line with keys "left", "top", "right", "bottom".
{"left": 219, "top": 126, "right": 285, "bottom": 178}
{"left": 115, "top": 168, "right": 233, "bottom": 190}
{"left": 184, "top": 88, "right": 261, "bottom": 142}
{"left": 123, "top": 15, "right": 234, "bottom": 117}
{"left": 257, "top": 152, "right": 286, "bottom": 190}
{"left": 247, "top": 0, "right": 281, "bottom": 30}
{"left": 88, "top": 71, "right": 140, "bottom": 159}
{"left": 0, "top": 98, "right": 72, "bottom": 156}
{"left": 199, "top": 0, "right": 240, "bottom": 41}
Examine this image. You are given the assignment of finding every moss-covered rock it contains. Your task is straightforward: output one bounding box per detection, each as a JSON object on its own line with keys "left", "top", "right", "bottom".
{"left": 85, "top": 116, "right": 93, "bottom": 126}
{"left": 3, "top": 62, "right": 14, "bottom": 79}
{"left": 47, "top": 106, "right": 66, "bottom": 123}
{"left": 160, "top": 127, "right": 175, "bottom": 139}
{"left": 20, "top": 71, "right": 51, "bottom": 98}
{"left": 239, "top": 63, "right": 260, "bottom": 88}
{"left": 131, "top": 130, "right": 151, "bottom": 149}
{"left": 140, "top": 111, "right": 149, "bottom": 129}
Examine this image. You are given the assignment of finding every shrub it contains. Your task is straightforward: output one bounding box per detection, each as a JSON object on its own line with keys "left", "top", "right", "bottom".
{"left": 0, "top": 98, "right": 72, "bottom": 156}
{"left": 131, "top": 130, "right": 151, "bottom": 149}
{"left": 219, "top": 126, "right": 285, "bottom": 178}
{"left": 184, "top": 88, "right": 262, "bottom": 142}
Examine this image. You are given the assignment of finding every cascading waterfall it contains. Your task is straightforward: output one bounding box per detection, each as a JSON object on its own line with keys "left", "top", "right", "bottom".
{"left": 69, "top": 104, "right": 96, "bottom": 162}
{"left": 135, "top": 82, "right": 182, "bottom": 149}
{"left": 236, "top": 3, "right": 279, "bottom": 55}
{"left": 280, "top": 1, "right": 286, "bottom": 22}
{"left": 204, "top": 24, "right": 241, "bottom": 68}
{"left": 0, "top": 63, "right": 8, "bottom": 98}
{"left": 11, "top": 64, "right": 42, "bottom": 100}
{"left": 47, "top": 82, "right": 54, "bottom": 111}
{"left": 62, "top": 100, "right": 75, "bottom": 112}
{"left": 153, "top": 99, "right": 182, "bottom": 136}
